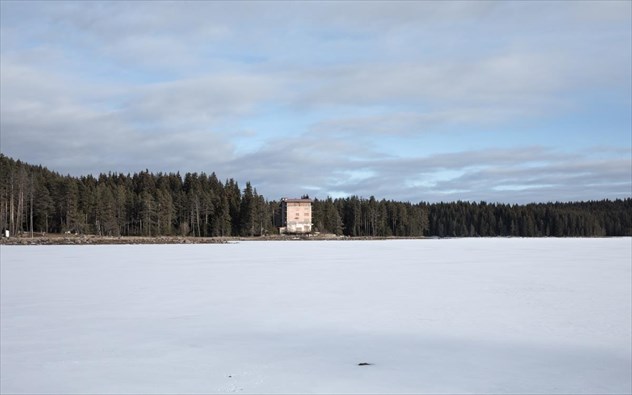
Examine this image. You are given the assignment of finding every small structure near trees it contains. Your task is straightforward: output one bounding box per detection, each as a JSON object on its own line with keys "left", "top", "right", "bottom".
{"left": 277, "top": 197, "right": 312, "bottom": 234}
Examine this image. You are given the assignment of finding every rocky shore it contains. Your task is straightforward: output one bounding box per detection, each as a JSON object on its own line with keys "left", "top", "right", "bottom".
{"left": 0, "top": 233, "right": 424, "bottom": 245}
{"left": 0, "top": 235, "right": 230, "bottom": 245}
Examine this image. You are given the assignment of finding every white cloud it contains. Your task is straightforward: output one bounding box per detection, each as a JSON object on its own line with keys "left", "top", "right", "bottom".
{"left": 1, "top": 1, "right": 630, "bottom": 203}
{"left": 126, "top": 73, "right": 285, "bottom": 126}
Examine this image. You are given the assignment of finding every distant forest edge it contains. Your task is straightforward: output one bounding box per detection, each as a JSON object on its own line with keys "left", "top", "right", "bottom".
{"left": 1, "top": 154, "right": 630, "bottom": 238}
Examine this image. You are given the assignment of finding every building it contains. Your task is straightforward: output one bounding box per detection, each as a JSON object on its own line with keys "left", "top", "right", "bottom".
{"left": 278, "top": 197, "right": 312, "bottom": 234}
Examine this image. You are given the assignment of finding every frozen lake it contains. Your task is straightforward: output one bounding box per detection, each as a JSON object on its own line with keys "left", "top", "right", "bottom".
{"left": 1, "top": 238, "right": 631, "bottom": 394}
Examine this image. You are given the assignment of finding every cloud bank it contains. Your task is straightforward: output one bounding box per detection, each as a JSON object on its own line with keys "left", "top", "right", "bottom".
{"left": 1, "top": 1, "right": 630, "bottom": 203}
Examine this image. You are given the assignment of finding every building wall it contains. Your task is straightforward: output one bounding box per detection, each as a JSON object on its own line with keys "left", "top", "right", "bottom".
{"left": 280, "top": 199, "right": 312, "bottom": 233}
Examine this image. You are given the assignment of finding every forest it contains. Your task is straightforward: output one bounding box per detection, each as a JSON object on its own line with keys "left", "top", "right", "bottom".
{"left": 1, "top": 154, "right": 630, "bottom": 238}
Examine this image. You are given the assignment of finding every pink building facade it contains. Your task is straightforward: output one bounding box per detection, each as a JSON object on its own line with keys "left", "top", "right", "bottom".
{"left": 279, "top": 198, "right": 312, "bottom": 234}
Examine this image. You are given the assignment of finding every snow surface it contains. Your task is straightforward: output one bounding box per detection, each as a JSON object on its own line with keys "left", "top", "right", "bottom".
{"left": 1, "top": 238, "right": 631, "bottom": 394}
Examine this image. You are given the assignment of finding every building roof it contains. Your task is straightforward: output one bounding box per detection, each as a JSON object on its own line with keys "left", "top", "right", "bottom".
{"left": 281, "top": 197, "right": 313, "bottom": 203}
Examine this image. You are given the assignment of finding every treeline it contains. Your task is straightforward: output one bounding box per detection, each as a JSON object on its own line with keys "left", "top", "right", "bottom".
{"left": 1, "top": 154, "right": 630, "bottom": 237}
{"left": 0, "top": 155, "right": 273, "bottom": 237}
{"left": 312, "top": 197, "right": 631, "bottom": 237}
{"left": 426, "top": 200, "right": 630, "bottom": 237}
{"left": 312, "top": 196, "right": 429, "bottom": 237}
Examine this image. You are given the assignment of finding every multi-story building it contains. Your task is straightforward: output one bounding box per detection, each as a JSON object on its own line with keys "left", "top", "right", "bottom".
{"left": 278, "top": 197, "right": 312, "bottom": 234}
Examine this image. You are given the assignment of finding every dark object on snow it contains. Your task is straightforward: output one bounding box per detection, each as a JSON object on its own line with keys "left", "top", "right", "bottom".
{"left": 357, "top": 362, "right": 373, "bottom": 366}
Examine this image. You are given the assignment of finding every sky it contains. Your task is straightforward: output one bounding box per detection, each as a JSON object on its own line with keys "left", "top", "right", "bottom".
{"left": 1, "top": 1, "right": 630, "bottom": 203}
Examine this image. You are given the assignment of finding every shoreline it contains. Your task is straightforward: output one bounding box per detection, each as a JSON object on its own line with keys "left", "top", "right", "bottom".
{"left": 0, "top": 233, "right": 354, "bottom": 245}
{"left": 1, "top": 234, "right": 625, "bottom": 246}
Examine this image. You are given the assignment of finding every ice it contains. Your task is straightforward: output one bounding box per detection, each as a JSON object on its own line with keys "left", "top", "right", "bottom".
{"left": 1, "top": 238, "right": 631, "bottom": 394}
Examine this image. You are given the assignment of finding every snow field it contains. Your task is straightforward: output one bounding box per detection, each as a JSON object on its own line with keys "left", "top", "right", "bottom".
{"left": 1, "top": 238, "right": 631, "bottom": 394}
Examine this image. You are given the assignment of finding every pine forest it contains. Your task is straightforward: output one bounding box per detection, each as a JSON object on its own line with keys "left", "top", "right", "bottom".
{"left": 1, "top": 154, "right": 630, "bottom": 238}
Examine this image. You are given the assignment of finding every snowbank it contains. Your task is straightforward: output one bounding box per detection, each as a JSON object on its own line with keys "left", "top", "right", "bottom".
{"left": 1, "top": 238, "right": 630, "bottom": 393}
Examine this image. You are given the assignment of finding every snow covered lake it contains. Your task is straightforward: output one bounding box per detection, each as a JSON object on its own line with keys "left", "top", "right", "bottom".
{"left": 1, "top": 238, "right": 631, "bottom": 394}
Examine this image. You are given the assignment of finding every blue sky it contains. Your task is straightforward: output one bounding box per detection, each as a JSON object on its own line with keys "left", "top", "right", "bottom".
{"left": 1, "top": 1, "right": 630, "bottom": 203}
